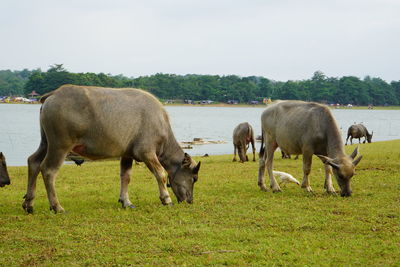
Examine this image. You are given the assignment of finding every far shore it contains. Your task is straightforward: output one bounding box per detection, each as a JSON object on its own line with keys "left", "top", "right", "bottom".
{"left": 163, "top": 103, "right": 400, "bottom": 110}
{"left": 1, "top": 101, "right": 400, "bottom": 110}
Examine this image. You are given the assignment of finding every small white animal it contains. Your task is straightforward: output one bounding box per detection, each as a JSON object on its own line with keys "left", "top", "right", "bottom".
{"left": 273, "top": 171, "right": 300, "bottom": 185}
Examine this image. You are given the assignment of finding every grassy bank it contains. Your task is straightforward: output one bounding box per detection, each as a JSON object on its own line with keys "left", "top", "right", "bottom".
{"left": 1, "top": 140, "right": 399, "bottom": 266}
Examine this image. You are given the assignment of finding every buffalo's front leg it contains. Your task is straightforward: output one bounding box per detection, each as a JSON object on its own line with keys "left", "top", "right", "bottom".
{"left": 324, "top": 164, "right": 336, "bottom": 194}
{"left": 301, "top": 153, "right": 313, "bottom": 193}
{"left": 266, "top": 141, "right": 280, "bottom": 192}
{"left": 251, "top": 139, "right": 256, "bottom": 161}
{"left": 119, "top": 157, "right": 135, "bottom": 208}
{"left": 144, "top": 154, "right": 172, "bottom": 205}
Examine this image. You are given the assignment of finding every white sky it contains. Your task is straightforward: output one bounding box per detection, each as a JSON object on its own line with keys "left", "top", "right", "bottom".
{"left": 1, "top": 0, "right": 399, "bottom": 81}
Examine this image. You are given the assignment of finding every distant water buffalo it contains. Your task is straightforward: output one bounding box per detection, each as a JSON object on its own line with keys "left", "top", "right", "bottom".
{"left": 232, "top": 122, "right": 256, "bottom": 162}
{"left": 346, "top": 124, "right": 373, "bottom": 145}
{"left": 0, "top": 152, "right": 10, "bottom": 187}
{"left": 23, "top": 85, "right": 201, "bottom": 213}
{"left": 258, "top": 100, "right": 362, "bottom": 197}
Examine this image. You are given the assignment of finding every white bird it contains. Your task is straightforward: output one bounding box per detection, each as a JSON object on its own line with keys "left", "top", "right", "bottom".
{"left": 273, "top": 171, "right": 300, "bottom": 185}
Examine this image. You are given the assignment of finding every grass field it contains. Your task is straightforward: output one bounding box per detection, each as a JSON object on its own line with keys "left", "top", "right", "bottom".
{"left": 1, "top": 140, "right": 399, "bottom": 266}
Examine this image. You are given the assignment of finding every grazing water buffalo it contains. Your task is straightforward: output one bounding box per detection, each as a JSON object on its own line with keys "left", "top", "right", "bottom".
{"left": 23, "top": 85, "right": 201, "bottom": 213}
{"left": 232, "top": 122, "right": 256, "bottom": 162}
{"left": 0, "top": 152, "right": 10, "bottom": 187}
{"left": 258, "top": 100, "right": 362, "bottom": 197}
{"left": 346, "top": 124, "right": 373, "bottom": 145}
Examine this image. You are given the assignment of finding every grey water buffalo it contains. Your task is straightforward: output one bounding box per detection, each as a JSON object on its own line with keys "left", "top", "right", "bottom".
{"left": 232, "top": 122, "right": 256, "bottom": 162}
{"left": 346, "top": 124, "right": 373, "bottom": 145}
{"left": 23, "top": 85, "right": 201, "bottom": 213}
{"left": 0, "top": 152, "right": 10, "bottom": 187}
{"left": 258, "top": 100, "right": 362, "bottom": 197}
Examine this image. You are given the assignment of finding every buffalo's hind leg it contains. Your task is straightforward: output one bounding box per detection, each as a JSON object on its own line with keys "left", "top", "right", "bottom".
{"left": 40, "top": 145, "right": 69, "bottom": 213}
{"left": 257, "top": 146, "right": 268, "bottom": 191}
{"left": 233, "top": 145, "right": 237, "bottom": 162}
{"left": 23, "top": 142, "right": 47, "bottom": 213}
{"left": 118, "top": 157, "right": 135, "bottom": 208}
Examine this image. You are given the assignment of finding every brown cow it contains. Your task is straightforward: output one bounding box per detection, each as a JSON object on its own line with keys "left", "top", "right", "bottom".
{"left": 258, "top": 100, "right": 362, "bottom": 197}
{"left": 346, "top": 124, "right": 373, "bottom": 145}
{"left": 23, "top": 85, "right": 201, "bottom": 213}
{"left": 232, "top": 122, "right": 256, "bottom": 162}
{"left": 0, "top": 152, "right": 10, "bottom": 187}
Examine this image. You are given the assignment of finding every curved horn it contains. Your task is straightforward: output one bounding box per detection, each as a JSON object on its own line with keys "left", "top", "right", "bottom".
{"left": 350, "top": 146, "right": 359, "bottom": 159}
{"left": 317, "top": 155, "right": 340, "bottom": 170}
{"left": 192, "top": 161, "right": 201, "bottom": 174}
{"left": 353, "top": 155, "right": 362, "bottom": 166}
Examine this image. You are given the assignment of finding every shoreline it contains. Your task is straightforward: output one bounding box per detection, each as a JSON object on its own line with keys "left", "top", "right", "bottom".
{"left": 164, "top": 103, "right": 400, "bottom": 110}
{"left": 1, "top": 102, "right": 400, "bottom": 110}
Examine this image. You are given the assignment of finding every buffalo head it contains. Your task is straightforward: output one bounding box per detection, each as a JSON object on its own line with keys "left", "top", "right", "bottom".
{"left": 317, "top": 147, "right": 362, "bottom": 197}
{"left": 0, "top": 152, "right": 10, "bottom": 188}
{"left": 170, "top": 153, "right": 201, "bottom": 203}
{"left": 367, "top": 131, "right": 373, "bottom": 143}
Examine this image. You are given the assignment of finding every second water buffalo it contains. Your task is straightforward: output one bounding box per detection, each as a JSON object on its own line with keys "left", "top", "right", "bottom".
{"left": 22, "top": 85, "right": 201, "bottom": 213}
{"left": 258, "top": 100, "right": 362, "bottom": 197}
{"left": 0, "top": 152, "right": 10, "bottom": 187}
{"left": 346, "top": 124, "right": 373, "bottom": 145}
{"left": 232, "top": 122, "right": 256, "bottom": 162}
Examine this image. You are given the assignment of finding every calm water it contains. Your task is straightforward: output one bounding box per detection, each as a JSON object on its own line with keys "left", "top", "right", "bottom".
{"left": 1, "top": 104, "right": 399, "bottom": 166}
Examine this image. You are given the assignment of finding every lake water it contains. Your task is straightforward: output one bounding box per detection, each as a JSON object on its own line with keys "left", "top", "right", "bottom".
{"left": 1, "top": 104, "right": 399, "bottom": 166}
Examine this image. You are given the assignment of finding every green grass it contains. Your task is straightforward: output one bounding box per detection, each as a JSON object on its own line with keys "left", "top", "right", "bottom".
{"left": 1, "top": 140, "right": 400, "bottom": 266}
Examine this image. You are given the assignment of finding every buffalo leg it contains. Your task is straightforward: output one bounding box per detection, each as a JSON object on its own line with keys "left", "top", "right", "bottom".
{"left": 23, "top": 143, "right": 47, "bottom": 213}
{"left": 266, "top": 141, "right": 280, "bottom": 192}
{"left": 257, "top": 146, "right": 268, "bottom": 191}
{"left": 324, "top": 164, "right": 336, "bottom": 194}
{"left": 345, "top": 135, "right": 350, "bottom": 145}
{"left": 301, "top": 153, "right": 313, "bottom": 192}
{"left": 119, "top": 157, "right": 135, "bottom": 208}
{"left": 233, "top": 145, "right": 237, "bottom": 162}
{"left": 143, "top": 154, "right": 172, "bottom": 205}
{"left": 40, "top": 146, "right": 69, "bottom": 213}
{"left": 251, "top": 139, "right": 256, "bottom": 161}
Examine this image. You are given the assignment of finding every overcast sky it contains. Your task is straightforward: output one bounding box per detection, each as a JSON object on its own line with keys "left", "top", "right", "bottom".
{"left": 1, "top": 0, "right": 399, "bottom": 81}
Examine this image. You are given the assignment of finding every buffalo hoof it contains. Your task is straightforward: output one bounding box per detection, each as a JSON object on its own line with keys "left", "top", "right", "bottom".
{"left": 22, "top": 202, "right": 33, "bottom": 214}
{"left": 326, "top": 188, "right": 337, "bottom": 195}
{"left": 271, "top": 187, "right": 282, "bottom": 193}
{"left": 301, "top": 185, "right": 313, "bottom": 192}
{"left": 160, "top": 196, "right": 172, "bottom": 206}
{"left": 50, "top": 205, "right": 65, "bottom": 214}
{"left": 232, "top": 159, "right": 237, "bottom": 162}
{"left": 258, "top": 183, "right": 268, "bottom": 192}
{"left": 118, "top": 199, "right": 135, "bottom": 209}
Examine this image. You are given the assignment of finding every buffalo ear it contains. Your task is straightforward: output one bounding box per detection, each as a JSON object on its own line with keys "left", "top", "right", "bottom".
{"left": 353, "top": 155, "right": 362, "bottom": 166}
{"left": 350, "top": 146, "right": 359, "bottom": 159}
{"left": 192, "top": 161, "right": 201, "bottom": 174}
{"left": 182, "top": 153, "right": 192, "bottom": 167}
{"left": 317, "top": 155, "right": 340, "bottom": 170}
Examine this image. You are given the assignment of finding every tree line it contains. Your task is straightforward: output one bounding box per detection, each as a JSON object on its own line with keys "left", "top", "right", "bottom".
{"left": 1, "top": 64, "right": 400, "bottom": 105}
